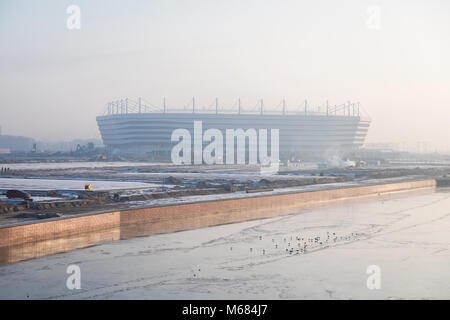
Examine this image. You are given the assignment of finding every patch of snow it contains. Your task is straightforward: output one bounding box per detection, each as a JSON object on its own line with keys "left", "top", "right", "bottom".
{"left": 0, "top": 178, "right": 161, "bottom": 191}
{"left": 2, "top": 161, "right": 173, "bottom": 171}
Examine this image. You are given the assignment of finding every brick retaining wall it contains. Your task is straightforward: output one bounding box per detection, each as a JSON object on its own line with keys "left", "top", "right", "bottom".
{"left": 0, "top": 179, "right": 436, "bottom": 249}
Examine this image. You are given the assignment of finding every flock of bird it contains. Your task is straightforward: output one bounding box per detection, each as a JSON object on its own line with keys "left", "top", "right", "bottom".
{"left": 230, "top": 230, "right": 363, "bottom": 257}
{"left": 191, "top": 230, "right": 364, "bottom": 278}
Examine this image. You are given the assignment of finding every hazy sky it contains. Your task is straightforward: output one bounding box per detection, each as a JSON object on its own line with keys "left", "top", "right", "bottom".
{"left": 0, "top": 0, "right": 449, "bottom": 150}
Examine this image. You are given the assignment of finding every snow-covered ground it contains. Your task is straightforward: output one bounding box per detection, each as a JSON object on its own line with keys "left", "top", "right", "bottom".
{"left": 118, "top": 175, "right": 427, "bottom": 209}
{"left": 0, "top": 178, "right": 161, "bottom": 191}
{"left": 1, "top": 161, "right": 172, "bottom": 171}
{"left": 0, "top": 195, "right": 64, "bottom": 204}
{"left": 118, "top": 171, "right": 320, "bottom": 181}
{"left": 0, "top": 187, "right": 449, "bottom": 299}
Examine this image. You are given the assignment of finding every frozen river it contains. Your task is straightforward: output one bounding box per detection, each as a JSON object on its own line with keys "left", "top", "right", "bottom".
{"left": 0, "top": 188, "right": 449, "bottom": 299}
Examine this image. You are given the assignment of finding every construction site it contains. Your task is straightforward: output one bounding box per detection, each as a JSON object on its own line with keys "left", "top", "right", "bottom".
{"left": 0, "top": 157, "right": 449, "bottom": 223}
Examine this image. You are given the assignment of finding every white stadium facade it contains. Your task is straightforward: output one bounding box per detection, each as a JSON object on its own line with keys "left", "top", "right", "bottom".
{"left": 96, "top": 98, "right": 370, "bottom": 162}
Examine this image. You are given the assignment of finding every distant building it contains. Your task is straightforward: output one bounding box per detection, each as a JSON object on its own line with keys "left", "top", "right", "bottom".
{"left": 0, "top": 127, "right": 35, "bottom": 152}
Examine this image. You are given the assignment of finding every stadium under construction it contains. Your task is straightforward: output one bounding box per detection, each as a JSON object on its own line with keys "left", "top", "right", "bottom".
{"left": 96, "top": 98, "right": 371, "bottom": 162}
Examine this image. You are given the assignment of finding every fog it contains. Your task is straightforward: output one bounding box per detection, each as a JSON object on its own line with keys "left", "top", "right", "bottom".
{"left": 0, "top": 0, "right": 449, "bottom": 151}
